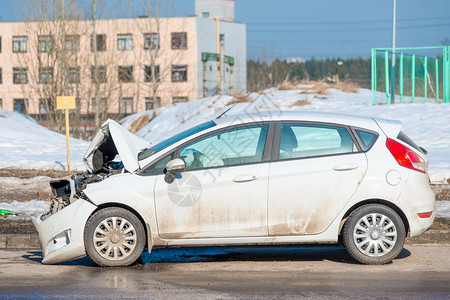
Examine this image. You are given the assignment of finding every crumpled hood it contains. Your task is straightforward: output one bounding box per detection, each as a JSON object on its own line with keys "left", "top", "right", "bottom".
{"left": 83, "top": 119, "right": 151, "bottom": 173}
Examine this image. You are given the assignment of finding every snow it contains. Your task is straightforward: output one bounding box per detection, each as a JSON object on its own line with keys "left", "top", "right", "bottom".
{"left": 0, "top": 109, "right": 89, "bottom": 171}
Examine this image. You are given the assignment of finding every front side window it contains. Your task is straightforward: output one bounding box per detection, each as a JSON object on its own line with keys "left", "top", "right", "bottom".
{"left": 180, "top": 125, "right": 268, "bottom": 170}
{"left": 65, "top": 35, "right": 80, "bottom": 52}
{"left": 279, "top": 124, "right": 355, "bottom": 160}
{"left": 38, "top": 35, "right": 52, "bottom": 52}
{"left": 39, "top": 67, "right": 53, "bottom": 83}
{"left": 13, "top": 67, "right": 28, "bottom": 84}
{"left": 171, "top": 32, "right": 187, "bottom": 49}
{"left": 13, "top": 36, "right": 27, "bottom": 53}
{"left": 118, "top": 34, "right": 132, "bottom": 50}
{"left": 139, "top": 152, "right": 174, "bottom": 176}
{"left": 172, "top": 65, "right": 187, "bottom": 82}
{"left": 144, "top": 33, "right": 159, "bottom": 49}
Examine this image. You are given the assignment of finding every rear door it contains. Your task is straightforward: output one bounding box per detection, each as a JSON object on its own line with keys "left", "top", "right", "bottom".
{"left": 268, "top": 122, "right": 368, "bottom": 236}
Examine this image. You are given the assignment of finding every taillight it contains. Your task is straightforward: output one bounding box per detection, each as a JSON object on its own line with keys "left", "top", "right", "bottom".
{"left": 386, "top": 138, "right": 426, "bottom": 173}
{"left": 417, "top": 211, "right": 433, "bottom": 218}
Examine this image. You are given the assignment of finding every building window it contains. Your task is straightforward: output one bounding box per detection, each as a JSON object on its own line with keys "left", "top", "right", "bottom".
{"left": 0, "top": 36, "right": 2, "bottom": 53}
{"left": 118, "top": 34, "right": 132, "bottom": 51}
{"left": 0, "top": 99, "right": 2, "bottom": 109}
{"left": 13, "top": 36, "right": 27, "bottom": 53}
{"left": 171, "top": 32, "right": 187, "bottom": 49}
{"left": 13, "top": 67, "right": 28, "bottom": 84}
{"left": 38, "top": 35, "right": 53, "bottom": 53}
{"left": 118, "top": 66, "right": 133, "bottom": 82}
{"left": 65, "top": 35, "right": 80, "bottom": 52}
{"left": 91, "top": 66, "right": 107, "bottom": 83}
{"left": 91, "top": 34, "right": 106, "bottom": 52}
{"left": 173, "top": 96, "right": 188, "bottom": 104}
{"left": 172, "top": 65, "right": 187, "bottom": 82}
{"left": 119, "top": 97, "right": 133, "bottom": 114}
{"left": 144, "top": 33, "right": 159, "bottom": 49}
{"left": 144, "top": 65, "right": 160, "bottom": 82}
{"left": 39, "top": 98, "right": 53, "bottom": 114}
{"left": 91, "top": 97, "right": 107, "bottom": 113}
{"left": 145, "top": 97, "right": 160, "bottom": 110}
{"left": 14, "top": 99, "right": 27, "bottom": 113}
{"left": 0, "top": 68, "right": 2, "bottom": 84}
{"left": 39, "top": 67, "right": 53, "bottom": 83}
{"left": 68, "top": 67, "right": 80, "bottom": 84}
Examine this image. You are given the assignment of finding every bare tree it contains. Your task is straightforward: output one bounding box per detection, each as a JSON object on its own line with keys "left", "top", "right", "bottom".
{"left": 18, "top": 0, "right": 83, "bottom": 132}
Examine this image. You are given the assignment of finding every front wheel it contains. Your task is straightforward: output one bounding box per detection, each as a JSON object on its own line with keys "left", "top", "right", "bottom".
{"left": 84, "top": 207, "right": 146, "bottom": 267}
{"left": 343, "top": 204, "right": 406, "bottom": 265}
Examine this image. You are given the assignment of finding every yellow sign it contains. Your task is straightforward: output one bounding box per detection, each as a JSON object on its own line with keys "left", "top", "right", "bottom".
{"left": 56, "top": 96, "right": 76, "bottom": 110}
{"left": 56, "top": 96, "right": 76, "bottom": 171}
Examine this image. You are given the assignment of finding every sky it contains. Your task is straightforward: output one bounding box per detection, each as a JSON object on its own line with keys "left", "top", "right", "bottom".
{"left": 1, "top": 0, "right": 450, "bottom": 60}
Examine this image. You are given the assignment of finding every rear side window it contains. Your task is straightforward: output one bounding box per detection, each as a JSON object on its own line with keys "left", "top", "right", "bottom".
{"left": 355, "top": 129, "right": 378, "bottom": 151}
{"left": 397, "top": 131, "right": 423, "bottom": 154}
{"left": 279, "top": 124, "right": 355, "bottom": 160}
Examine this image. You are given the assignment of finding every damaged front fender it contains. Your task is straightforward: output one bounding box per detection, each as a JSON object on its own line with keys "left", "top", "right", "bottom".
{"left": 33, "top": 199, "right": 97, "bottom": 265}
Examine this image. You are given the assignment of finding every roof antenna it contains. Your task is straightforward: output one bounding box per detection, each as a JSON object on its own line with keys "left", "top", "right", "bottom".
{"left": 216, "top": 92, "right": 253, "bottom": 119}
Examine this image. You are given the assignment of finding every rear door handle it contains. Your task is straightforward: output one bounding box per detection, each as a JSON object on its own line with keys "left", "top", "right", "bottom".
{"left": 333, "top": 163, "right": 359, "bottom": 171}
{"left": 233, "top": 174, "right": 258, "bottom": 183}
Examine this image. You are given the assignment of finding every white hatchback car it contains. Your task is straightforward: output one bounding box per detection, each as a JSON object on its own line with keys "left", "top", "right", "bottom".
{"left": 33, "top": 111, "right": 435, "bottom": 266}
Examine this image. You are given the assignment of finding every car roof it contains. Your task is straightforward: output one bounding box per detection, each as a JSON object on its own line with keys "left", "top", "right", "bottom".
{"left": 214, "top": 111, "right": 378, "bottom": 127}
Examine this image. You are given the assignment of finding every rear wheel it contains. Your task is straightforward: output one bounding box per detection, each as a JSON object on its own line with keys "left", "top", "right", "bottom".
{"left": 343, "top": 204, "right": 405, "bottom": 265}
{"left": 84, "top": 207, "right": 145, "bottom": 267}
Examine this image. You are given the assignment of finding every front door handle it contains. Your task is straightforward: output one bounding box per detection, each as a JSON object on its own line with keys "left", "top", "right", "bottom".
{"left": 233, "top": 174, "right": 258, "bottom": 183}
{"left": 333, "top": 163, "right": 359, "bottom": 171}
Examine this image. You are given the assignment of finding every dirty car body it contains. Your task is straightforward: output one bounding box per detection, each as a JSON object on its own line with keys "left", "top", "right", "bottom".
{"left": 33, "top": 112, "right": 435, "bottom": 266}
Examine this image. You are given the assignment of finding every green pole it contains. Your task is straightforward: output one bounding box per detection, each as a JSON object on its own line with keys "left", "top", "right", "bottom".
{"left": 436, "top": 58, "right": 439, "bottom": 102}
{"left": 400, "top": 53, "right": 404, "bottom": 103}
{"left": 424, "top": 56, "right": 428, "bottom": 103}
{"left": 371, "top": 48, "right": 377, "bottom": 105}
{"left": 445, "top": 47, "right": 449, "bottom": 103}
{"left": 385, "top": 51, "right": 390, "bottom": 104}
{"left": 412, "top": 54, "right": 416, "bottom": 103}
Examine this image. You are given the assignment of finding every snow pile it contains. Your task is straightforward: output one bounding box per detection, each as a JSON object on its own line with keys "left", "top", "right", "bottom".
{"left": 121, "top": 88, "right": 450, "bottom": 183}
{"left": 0, "top": 109, "right": 89, "bottom": 170}
{"left": 0, "top": 200, "right": 50, "bottom": 218}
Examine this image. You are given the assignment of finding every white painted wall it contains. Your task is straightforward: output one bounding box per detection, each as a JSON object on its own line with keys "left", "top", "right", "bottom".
{"left": 196, "top": 17, "right": 246, "bottom": 97}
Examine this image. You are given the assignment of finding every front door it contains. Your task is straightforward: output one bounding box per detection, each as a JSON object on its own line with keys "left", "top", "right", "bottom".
{"left": 154, "top": 124, "right": 270, "bottom": 239}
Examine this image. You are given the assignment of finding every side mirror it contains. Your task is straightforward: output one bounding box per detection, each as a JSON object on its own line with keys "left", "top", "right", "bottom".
{"left": 164, "top": 158, "right": 186, "bottom": 184}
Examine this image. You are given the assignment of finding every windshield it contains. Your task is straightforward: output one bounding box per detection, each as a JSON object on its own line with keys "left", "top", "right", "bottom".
{"left": 138, "top": 120, "right": 216, "bottom": 161}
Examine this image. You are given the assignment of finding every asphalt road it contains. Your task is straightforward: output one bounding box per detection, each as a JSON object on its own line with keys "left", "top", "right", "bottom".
{"left": 0, "top": 245, "right": 449, "bottom": 299}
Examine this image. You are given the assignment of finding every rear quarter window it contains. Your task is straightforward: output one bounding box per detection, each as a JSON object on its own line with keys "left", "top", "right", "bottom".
{"left": 355, "top": 129, "right": 378, "bottom": 151}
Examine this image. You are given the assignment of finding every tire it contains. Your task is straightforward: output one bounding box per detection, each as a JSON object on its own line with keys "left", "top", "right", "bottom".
{"left": 84, "top": 207, "right": 146, "bottom": 267}
{"left": 342, "top": 204, "right": 406, "bottom": 265}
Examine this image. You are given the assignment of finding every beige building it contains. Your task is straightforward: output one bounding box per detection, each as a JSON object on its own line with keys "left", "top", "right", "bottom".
{"left": 0, "top": 1, "right": 246, "bottom": 120}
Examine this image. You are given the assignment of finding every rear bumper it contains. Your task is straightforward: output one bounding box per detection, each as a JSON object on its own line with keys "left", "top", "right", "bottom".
{"left": 398, "top": 179, "right": 436, "bottom": 237}
{"left": 33, "top": 199, "right": 97, "bottom": 264}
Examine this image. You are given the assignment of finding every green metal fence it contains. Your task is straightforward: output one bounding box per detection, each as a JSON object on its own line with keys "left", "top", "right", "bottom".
{"left": 371, "top": 46, "right": 450, "bottom": 105}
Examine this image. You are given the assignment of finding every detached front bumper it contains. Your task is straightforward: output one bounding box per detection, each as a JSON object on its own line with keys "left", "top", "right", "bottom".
{"left": 33, "top": 199, "right": 97, "bottom": 264}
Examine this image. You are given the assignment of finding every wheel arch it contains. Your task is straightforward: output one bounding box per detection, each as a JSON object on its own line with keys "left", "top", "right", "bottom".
{"left": 339, "top": 199, "right": 410, "bottom": 236}
{"left": 91, "top": 202, "right": 152, "bottom": 249}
